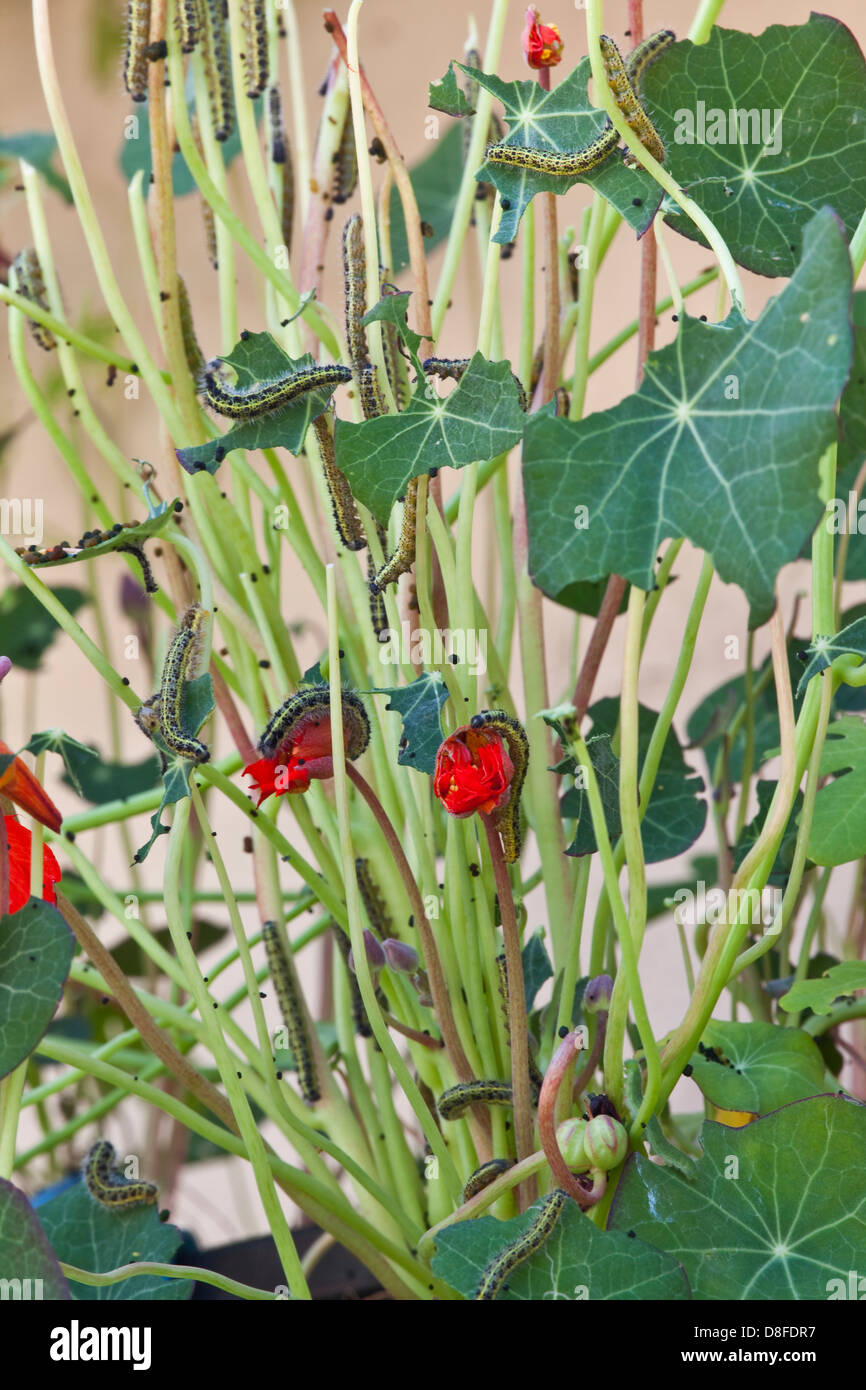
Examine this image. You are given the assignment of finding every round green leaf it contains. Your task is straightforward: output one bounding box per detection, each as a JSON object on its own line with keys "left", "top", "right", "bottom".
{"left": 0, "top": 1180, "right": 71, "bottom": 1299}
{"left": 0, "top": 898, "right": 74, "bottom": 1080}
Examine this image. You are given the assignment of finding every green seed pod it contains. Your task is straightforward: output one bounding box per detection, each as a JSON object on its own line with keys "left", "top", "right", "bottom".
{"left": 583, "top": 1115, "right": 628, "bottom": 1171}
{"left": 556, "top": 1118, "right": 589, "bottom": 1170}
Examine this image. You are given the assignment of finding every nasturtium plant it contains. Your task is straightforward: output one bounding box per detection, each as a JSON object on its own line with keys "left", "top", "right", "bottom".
{"left": 0, "top": 0, "right": 864, "bottom": 1322}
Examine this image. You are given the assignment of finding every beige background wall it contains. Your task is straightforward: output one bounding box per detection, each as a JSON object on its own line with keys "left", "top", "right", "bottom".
{"left": 1, "top": 0, "right": 864, "bottom": 1245}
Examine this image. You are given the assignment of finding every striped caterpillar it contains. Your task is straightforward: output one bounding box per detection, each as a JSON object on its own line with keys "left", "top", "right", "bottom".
{"left": 463, "top": 1158, "right": 514, "bottom": 1203}
{"left": 369, "top": 478, "right": 419, "bottom": 595}
{"left": 332, "top": 109, "right": 358, "bottom": 205}
{"left": 437, "top": 1080, "right": 514, "bottom": 1121}
{"left": 199, "top": 360, "right": 352, "bottom": 419}
{"left": 312, "top": 415, "right": 365, "bottom": 552}
{"left": 201, "top": 0, "right": 234, "bottom": 142}
{"left": 175, "top": 0, "right": 203, "bottom": 54}
{"left": 367, "top": 521, "right": 390, "bottom": 641}
{"left": 156, "top": 603, "right": 211, "bottom": 763}
{"left": 240, "top": 0, "right": 268, "bottom": 99}
{"left": 473, "top": 1190, "right": 568, "bottom": 1300}
{"left": 268, "top": 84, "right": 287, "bottom": 166}
{"left": 342, "top": 215, "right": 389, "bottom": 421}
{"left": 83, "top": 1140, "right": 158, "bottom": 1208}
{"left": 333, "top": 926, "right": 381, "bottom": 1039}
{"left": 600, "top": 34, "right": 666, "bottom": 166}
{"left": 262, "top": 922, "right": 320, "bottom": 1104}
{"left": 11, "top": 249, "right": 56, "bottom": 351}
{"left": 123, "top": 0, "right": 152, "bottom": 103}
{"left": 422, "top": 357, "right": 529, "bottom": 413}
{"left": 257, "top": 684, "right": 370, "bottom": 762}
{"left": 469, "top": 711, "right": 529, "bottom": 863}
{"left": 484, "top": 29, "right": 673, "bottom": 177}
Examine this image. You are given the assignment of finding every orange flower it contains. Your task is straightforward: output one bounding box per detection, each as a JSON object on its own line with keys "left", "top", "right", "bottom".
{"left": 0, "top": 740, "right": 62, "bottom": 833}
{"left": 521, "top": 6, "right": 564, "bottom": 68}
{"left": 2, "top": 816, "right": 62, "bottom": 914}
{"left": 433, "top": 725, "right": 514, "bottom": 818}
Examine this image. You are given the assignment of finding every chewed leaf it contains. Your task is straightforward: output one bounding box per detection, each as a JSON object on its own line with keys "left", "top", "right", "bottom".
{"left": 370, "top": 672, "right": 449, "bottom": 775}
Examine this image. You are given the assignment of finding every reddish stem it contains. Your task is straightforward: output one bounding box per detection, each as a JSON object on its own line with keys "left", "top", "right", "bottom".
{"left": 537, "top": 1030, "right": 588, "bottom": 1204}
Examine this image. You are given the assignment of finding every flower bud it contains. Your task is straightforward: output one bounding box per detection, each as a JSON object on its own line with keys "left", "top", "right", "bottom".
{"left": 0, "top": 655, "right": 11, "bottom": 684}
{"left": 120, "top": 573, "right": 150, "bottom": 618}
{"left": 521, "top": 6, "right": 563, "bottom": 69}
{"left": 556, "top": 1118, "right": 588, "bottom": 1170}
{"left": 382, "top": 938, "right": 419, "bottom": 974}
{"left": 583, "top": 1115, "right": 628, "bottom": 1171}
{"left": 348, "top": 929, "right": 386, "bottom": 974}
{"left": 583, "top": 973, "right": 613, "bottom": 1014}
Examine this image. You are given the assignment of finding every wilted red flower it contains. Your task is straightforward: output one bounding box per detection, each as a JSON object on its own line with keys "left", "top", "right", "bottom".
{"left": 3, "top": 816, "right": 62, "bottom": 914}
{"left": 521, "top": 6, "right": 563, "bottom": 68}
{"left": 433, "top": 725, "right": 514, "bottom": 819}
{"left": 244, "top": 687, "right": 370, "bottom": 807}
{"left": 0, "top": 740, "right": 62, "bottom": 833}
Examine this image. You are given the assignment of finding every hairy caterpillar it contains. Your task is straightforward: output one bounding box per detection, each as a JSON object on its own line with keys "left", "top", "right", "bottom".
{"left": 240, "top": 0, "right": 268, "bottom": 98}
{"left": 262, "top": 921, "right": 320, "bottom": 1104}
{"left": 202, "top": 0, "right": 234, "bottom": 142}
{"left": 333, "top": 927, "right": 374, "bottom": 1039}
{"left": 11, "top": 248, "right": 56, "bottom": 351}
{"left": 123, "top": 0, "right": 152, "bottom": 103}
{"left": 257, "top": 684, "right": 370, "bottom": 761}
{"left": 268, "top": 84, "right": 287, "bottom": 165}
{"left": 380, "top": 303, "right": 409, "bottom": 411}
{"left": 158, "top": 603, "right": 211, "bottom": 763}
{"left": 600, "top": 34, "right": 665, "bottom": 166}
{"left": 470, "top": 711, "right": 529, "bottom": 863}
{"left": 177, "top": 274, "right": 204, "bottom": 378}
{"left": 370, "top": 478, "right": 418, "bottom": 594}
{"left": 437, "top": 1080, "right": 514, "bottom": 1121}
{"left": 367, "top": 521, "right": 389, "bottom": 641}
{"left": 422, "top": 357, "right": 529, "bottom": 413}
{"left": 332, "top": 110, "right": 359, "bottom": 204}
{"left": 199, "top": 360, "right": 352, "bottom": 419}
{"left": 463, "top": 1158, "right": 514, "bottom": 1202}
{"left": 342, "top": 215, "right": 370, "bottom": 373}
{"left": 355, "top": 857, "right": 392, "bottom": 935}
{"left": 485, "top": 127, "right": 619, "bottom": 177}
{"left": 83, "top": 1140, "right": 158, "bottom": 1208}
{"left": 175, "top": 0, "right": 203, "bottom": 53}
{"left": 474, "top": 1190, "right": 568, "bottom": 1299}
{"left": 495, "top": 953, "right": 544, "bottom": 1100}
{"left": 626, "top": 27, "right": 676, "bottom": 90}
{"left": 312, "top": 415, "right": 365, "bottom": 551}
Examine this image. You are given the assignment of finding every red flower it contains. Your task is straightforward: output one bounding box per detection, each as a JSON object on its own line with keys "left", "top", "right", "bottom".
{"left": 3, "top": 816, "right": 62, "bottom": 914}
{"left": 521, "top": 6, "right": 563, "bottom": 69}
{"left": 0, "top": 740, "right": 62, "bottom": 833}
{"left": 433, "top": 726, "right": 514, "bottom": 819}
{"left": 244, "top": 688, "right": 370, "bottom": 807}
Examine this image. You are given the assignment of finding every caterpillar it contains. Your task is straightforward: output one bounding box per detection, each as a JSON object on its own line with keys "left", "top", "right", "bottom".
{"left": 463, "top": 1158, "right": 514, "bottom": 1203}
{"left": 437, "top": 1080, "right": 514, "bottom": 1121}
{"left": 495, "top": 953, "right": 544, "bottom": 1101}
{"left": 158, "top": 603, "right": 211, "bottom": 763}
{"left": 485, "top": 126, "right": 619, "bottom": 177}
{"left": 599, "top": 34, "right": 665, "bottom": 166}
{"left": 626, "top": 27, "right": 676, "bottom": 90}
{"left": 240, "top": 0, "right": 268, "bottom": 99}
{"left": 332, "top": 109, "right": 358, "bottom": 205}
{"left": 367, "top": 521, "right": 389, "bottom": 641}
{"left": 11, "top": 248, "right": 56, "bottom": 351}
{"left": 115, "top": 542, "right": 158, "bottom": 595}
{"left": 201, "top": 0, "right": 234, "bottom": 142}
{"left": 83, "top": 1140, "right": 158, "bottom": 1208}
{"left": 370, "top": 478, "right": 418, "bottom": 594}
{"left": 262, "top": 921, "right": 320, "bottom": 1104}
{"left": 355, "top": 857, "right": 392, "bottom": 936}
{"left": 469, "top": 711, "right": 529, "bottom": 863}
{"left": 268, "top": 85, "right": 287, "bottom": 165}
{"left": 473, "top": 1189, "right": 568, "bottom": 1300}
{"left": 342, "top": 215, "right": 370, "bottom": 374}
{"left": 380, "top": 301, "right": 410, "bottom": 411}
{"left": 333, "top": 926, "right": 374, "bottom": 1039}
{"left": 199, "top": 360, "right": 352, "bottom": 419}
{"left": 257, "top": 684, "right": 370, "bottom": 762}
{"left": 175, "top": 0, "right": 203, "bottom": 53}
{"left": 312, "top": 415, "right": 365, "bottom": 552}
{"left": 177, "top": 274, "right": 204, "bottom": 378}
{"left": 123, "top": 0, "right": 152, "bottom": 103}
{"left": 280, "top": 137, "right": 295, "bottom": 254}
{"left": 422, "top": 357, "right": 529, "bottom": 413}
